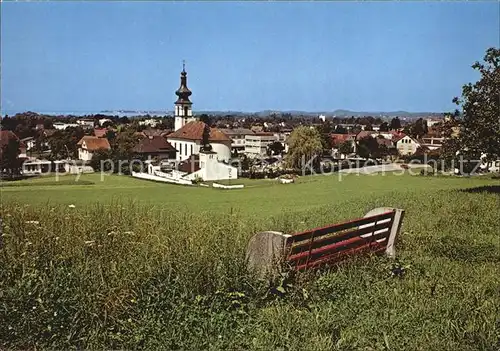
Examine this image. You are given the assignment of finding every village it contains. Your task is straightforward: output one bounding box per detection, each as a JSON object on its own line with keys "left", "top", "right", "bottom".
{"left": 2, "top": 65, "right": 498, "bottom": 184}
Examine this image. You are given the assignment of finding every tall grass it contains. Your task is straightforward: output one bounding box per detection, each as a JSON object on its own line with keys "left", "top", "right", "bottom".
{"left": 1, "top": 187, "right": 499, "bottom": 349}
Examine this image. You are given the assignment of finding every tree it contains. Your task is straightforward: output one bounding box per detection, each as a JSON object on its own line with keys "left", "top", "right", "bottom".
{"left": 357, "top": 136, "right": 379, "bottom": 159}
{"left": 338, "top": 141, "right": 353, "bottom": 156}
{"left": 285, "top": 126, "right": 323, "bottom": 170}
{"left": 0, "top": 138, "right": 21, "bottom": 178}
{"left": 89, "top": 149, "right": 113, "bottom": 172}
{"left": 390, "top": 117, "right": 401, "bottom": 130}
{"left": 405, "top": 118, "right": 428, "bottom": 139}
{"left": 48, "top": 127, "right": 84, "bottom": 160}
{"left": 379, "top": 122, "right": 389, "bottom": 132}
{"left": 268, "top": 141, "right": 285, "bottom": 156}
{"left": 334, "top": 125, "right": 348, "bottom": 134}
{"left": 451, "top": 47, "right": 500, "bottom": 162}
{"left": 364, "top": 124, "right": 373, "bottom": 131}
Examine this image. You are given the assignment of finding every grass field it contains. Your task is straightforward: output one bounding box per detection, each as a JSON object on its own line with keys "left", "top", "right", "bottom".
{"left": 1, "top": 172, "right": 499, "bottom": 349}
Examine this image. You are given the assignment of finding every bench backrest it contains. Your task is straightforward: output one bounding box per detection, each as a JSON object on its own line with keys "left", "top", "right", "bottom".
{"left": 286, "top": 209, "right": 401, "bottom": 271}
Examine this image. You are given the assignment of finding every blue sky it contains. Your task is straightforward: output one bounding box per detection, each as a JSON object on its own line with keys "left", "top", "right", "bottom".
{"left": 1, "top": 2, "right": 499, "bottom": 114}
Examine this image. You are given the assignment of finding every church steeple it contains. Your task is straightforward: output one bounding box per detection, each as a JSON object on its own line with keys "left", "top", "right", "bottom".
{"left": 175, "top": 60, "right": 192, "bottom": 105}
{"left": 174, "top": 60, "right": 195, "bottom": 131}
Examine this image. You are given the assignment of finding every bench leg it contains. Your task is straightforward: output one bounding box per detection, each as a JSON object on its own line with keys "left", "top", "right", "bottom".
{"left": 386, "top": 209, "right": 405, "bottom": 258}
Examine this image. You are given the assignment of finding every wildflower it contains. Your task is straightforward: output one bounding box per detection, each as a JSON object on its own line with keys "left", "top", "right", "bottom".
{"left": 84, "top": 240, "right": 95, "bottom": 246}
{"left": 68, "top": 204, "right": 76, "bottom": 208}
{"left": 25, "top": 221, "right": 40, "bottom": 225}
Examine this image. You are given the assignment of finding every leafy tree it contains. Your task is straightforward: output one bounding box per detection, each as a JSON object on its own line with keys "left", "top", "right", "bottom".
{"left": 390, "top": 117, "right": 401, "bottom": 130}
{"left": 48, "top": 127, "right": 84, "bottom": 160}
{"left": 338, "top": 141, "right": 354, "bottom": 156}
{"left": 364, "top": 124, "right": 374, "bottom": 131}
{"left": 43, "top": 119, "right": 54, "bottom": 129}
{"left": 89, "top": 149, "right": 113, "bottom": 172}
{"left": 451, "top": 47, "right": 500, "bottom": 163}
{"left": 334, "top": 125, "right": 348, "bottom": 134}
{"left": 268, "top": 141, "right": 285, "bottom": 156}
{"left": 405, "top": 118, "right": 428, "bottom": 139}
{"left": 357, "top": 136, "right": 379, "bottom": 159}
{"left": 285, "top": 126, "right": 323, "bottom": 170}
{"left": 379, "top": 122, "right": 389, "bottom": 132}
{"left": 1, "top": 138, "right": 22, "bottom": 178}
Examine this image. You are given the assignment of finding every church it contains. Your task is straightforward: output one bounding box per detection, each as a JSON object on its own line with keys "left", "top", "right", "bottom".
{"left": 133, "top": 63, "right": 238, "bottom": 183}
{"left": 166, "top": 63, "right": 232, "bottom": 163}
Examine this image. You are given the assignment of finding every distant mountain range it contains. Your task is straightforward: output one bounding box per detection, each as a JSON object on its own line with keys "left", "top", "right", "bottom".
{"left": 2, "top": 109, "right": 445, "bottom": 119}
{"left": 194, "top": 109, "right": 444, "bottom": 118}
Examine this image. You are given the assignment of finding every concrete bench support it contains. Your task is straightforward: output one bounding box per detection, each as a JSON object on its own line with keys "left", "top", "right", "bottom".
{"left": 245, "top": 231, "right": 291, "bottom": 278}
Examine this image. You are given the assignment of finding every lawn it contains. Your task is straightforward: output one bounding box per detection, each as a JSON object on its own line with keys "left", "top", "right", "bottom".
{"left": 1, "top": 171, "right": 498, "bottom": 217}
{"left": 1, "top": 172, "right": 499, "bottom": 350}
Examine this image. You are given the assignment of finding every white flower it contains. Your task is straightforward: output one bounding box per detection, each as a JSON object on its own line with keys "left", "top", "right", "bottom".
{"left": 84, "top": 240, "right": 95, "bottom": 246}
{"left": 68, "top": 204, "right": 76, "bottom": 208}
{"left": 25, "top": 221, "right": 40, "bottom": 225}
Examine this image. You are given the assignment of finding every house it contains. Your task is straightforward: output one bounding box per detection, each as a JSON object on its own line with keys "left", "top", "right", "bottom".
{"left": 167, "top": 121, "right": 232, "bottom": 162}
{"left": 132, "top": 135, "right": 176, "bottom": 160}
{"left": 98, "top": 118, "right": 112, "bottom": 127}
{"left": 219, "top": 128, "right": 255, "bottom": 153}
{"left": 76, "top": 119, "right": 95, "bottom": 129}
{"left": 93, "top": 128, "right": 108, "bottom": 138}
{"left": 21, "top": 159, "right": 52, "bottom": 175}
{"left": 20, "top": 136, "right": 36, "bottom": 151}
{"left": 141, "top": 128, "right": 172, "bottom": 138}
{"left": 77, "top": 136, "right": 111, "bottom": 161}
{"left": 331, "top": 133, "right": 357, "bottom": 158}
{"left": 426, "top": 118, "right": 443, "bottom": 128}
{"left": 139, "top": 119, "right": 161, "bottom": 128}
{"left": 244, "top": 132, "right": 276, "bottom": 157}
{"left": 394, "top": 135, "right": 421, "bottom": 156}
{"left": 0, "top": 130, "right": 27, "bottom": 159}
{"left": 419, "top": 136, "right": 444, "bottom": 150}
{"left": 53, "top": 122, "right": 79, "bottom": 130}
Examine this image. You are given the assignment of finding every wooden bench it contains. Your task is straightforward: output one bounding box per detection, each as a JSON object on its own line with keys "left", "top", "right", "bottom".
{"left": 246, "top": 207, "right": 405, "bottom": 277}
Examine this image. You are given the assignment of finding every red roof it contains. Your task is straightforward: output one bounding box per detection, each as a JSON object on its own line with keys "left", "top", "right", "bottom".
{"left": 77, "top": 136, "right": 111, "bottom": 151}
{"left": 392, "top": 133, "right": 408, "bottom": 143}
{"left": 0, "top": 131, "right": 26, "bottom": 157}
{"left": 330, "top": 133, "right": 356, "bottom": 146}
{"left": 167, "top": 121, "right": 230, "bottom": 142}
{"left": 94, "top": 128, "right": 108, "bottom": 138}
{"left": 132, "top": 136, "right": 176, "bottom": 154}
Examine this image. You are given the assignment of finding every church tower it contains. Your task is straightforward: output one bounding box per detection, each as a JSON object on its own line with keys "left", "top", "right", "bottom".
{"left": 174, "top": 61, "right": 195, "bottom": 131}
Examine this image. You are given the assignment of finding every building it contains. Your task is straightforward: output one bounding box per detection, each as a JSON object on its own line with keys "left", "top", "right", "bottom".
{"left": 20, "top": 137, "right": 36, "bottom": 151}
{"left": 244, "top": 132, "right": 277, "bottom": 157}
{"left": 167, "top": 121, "right": 232, "bottom": 162}
{"left": 77, "top": 136, "right": 111, "bottom": 161}
{"left": 93, "top": 128, "right": 108, "bottom": 138}
{"left": 174, "top": 62, "right": 197, "bottom": 131}
{"left": 419, "top": 136, "right": 444, "bottom": 151}
{"left": 426, "top": 118, "right": 443, "bottom": 128}
{"left": 53, "top": 122, "right": 79, "bottom": 130}
{"left": 76, "top": 119, "right": 95, "bottom": 129}
{"left": 132, "top": 135, "right": 176, "bottom": 160}
{"left": 394, "top": 135, "right": 420, "bottom": 156}
{"left": 0, "top": 130, "right": 27, "bottom": 159}
{"left": 138, "top": 119, "right": 161, "bottom": 128}
{"left": 219, "top": 128, "right": 255, "bottom": 153}
{"left": 166, "top": 65, "right": 232, "bottom": 162}
{"left": 330, "top": 133, "right": 357, "bottom": 158}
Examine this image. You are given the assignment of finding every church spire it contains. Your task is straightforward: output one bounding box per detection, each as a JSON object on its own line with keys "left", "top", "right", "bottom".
{"left": 175, "top": 60, "right": 192, "bottom": 105}
{"left": 174, "top": 60, "right": 194, "bottom": 131}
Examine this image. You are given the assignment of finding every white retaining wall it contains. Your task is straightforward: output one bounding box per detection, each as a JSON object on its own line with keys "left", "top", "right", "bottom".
{"left": 212, "top": 183, "right": 245, "bottom": 189}
{"left": 131, "top": 171, "right": 193, "bottom": 186}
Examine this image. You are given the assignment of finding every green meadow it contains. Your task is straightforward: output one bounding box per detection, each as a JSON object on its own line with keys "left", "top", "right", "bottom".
{"left": 1, "top": 172, "right": 499, "bottom": 349}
